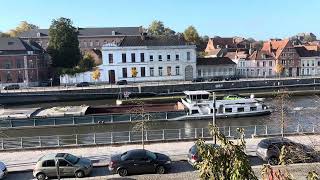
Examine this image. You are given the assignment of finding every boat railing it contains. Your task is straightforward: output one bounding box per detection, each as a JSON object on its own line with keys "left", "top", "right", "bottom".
{"left": 0, "top": 122, "right": 319, "bottom": 150}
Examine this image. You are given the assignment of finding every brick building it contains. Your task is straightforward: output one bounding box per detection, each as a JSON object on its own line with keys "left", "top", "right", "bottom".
{"left": 0, "top": 37, "right": 49, "bottom": 87}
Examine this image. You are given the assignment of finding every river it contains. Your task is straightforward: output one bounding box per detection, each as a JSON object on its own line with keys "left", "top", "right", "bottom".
{"left": 1, "top": 95, "right": 320, "bottom": 138}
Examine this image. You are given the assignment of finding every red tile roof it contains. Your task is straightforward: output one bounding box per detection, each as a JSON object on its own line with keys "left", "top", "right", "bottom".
{"left": 261, "top": 39, "right": 290, "bottom": 59}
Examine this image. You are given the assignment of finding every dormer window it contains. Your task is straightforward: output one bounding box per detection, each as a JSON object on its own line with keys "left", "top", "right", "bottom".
{"left": 37, "top": 32, "right": 41, "bottom": 37}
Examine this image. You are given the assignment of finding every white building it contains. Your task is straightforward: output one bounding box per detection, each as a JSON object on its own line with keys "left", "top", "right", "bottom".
{"left": 295, "top": 46, "right": 320, "bottom": 76}
{"left": 60, "top": 35, "right": 196, "bottom": 84}
{"left": 237, "top": 50, "right": 276, "bottom": 78}
{"left": 196, "top": 57, "right": 237, "bottom": 78}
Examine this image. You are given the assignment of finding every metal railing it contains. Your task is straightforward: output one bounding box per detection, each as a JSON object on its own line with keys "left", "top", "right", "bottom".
{"left": 0, "top": 111, "right": 187, "bottom": 129}
{"left": 1, "top": 123, "right": 319, "bottom": 150}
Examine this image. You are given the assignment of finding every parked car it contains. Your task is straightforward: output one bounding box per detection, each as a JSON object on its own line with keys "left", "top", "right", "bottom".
{"left": 187, "top": 143, "right": 220, "bottom": 166}
{"left": 109, "top": 149, "right": 172, "bottom": 177}
{"left": 256, "top": 137, "right": 320, "bottom": 165}
{"left": 0, "top": 161, "right": 8, "bottom": 179}
{"left": 192, "top": 77, "right": 205, "bottom": 82}
{"left": 39, "top": 81, "right": 51, "bottom": 87}
{"left": 116, "top": 80, "right": 128, "bottom": 85}
{"left": 3, "top": 84, "right": 20, "bottom": 90}
{"left": 33, "top": 153, "right": 93, "bottom": 180}
{"left": 209, "top": 76, "right": 223, "bottom": 81}
{"left": 76, "top": 82, "right": 90, "bottom": 87}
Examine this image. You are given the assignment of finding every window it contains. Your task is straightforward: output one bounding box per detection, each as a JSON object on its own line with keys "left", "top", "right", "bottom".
{"left": 140, "top": 53, "right": 145, "bottom": 62}
{"left": 225, "top": 108, "right": 232, "bottom": 113}
{"left": 318, "top": 61, "right": 320, "bottom": 66}
{"left": 42, "top": 160, "right": 55, "bottom": 167}
{"left": 17, "top": 72, "right": 23, "bottom": 83}
{"left": 109, "top": 54, "right": 113, "bottom": 64}
{"left": 58, "top": 159, "right": 71, "bottom": 167}
{"left": 198, "top": 69, "right": 201, "bottom": 77}
{"left": 167, "top": 66, "right": 171, "bottom": 76}
{"left": 158, "top": 55, "right": 162, "bottom": 61}
{"left": 95, "top": 40, "right": 100, "bottom": 46}
{"left": 141, "top": 67, "right": 145, "bottom": 77}
{"left": 263, "top": 61, "right": 266, "bottom": 67}
{"left": 131, "top": 53, "right": 136, "bottom": 63}
{"left": 269, "top": 61, "right": 273, "bottom": 67}
{"left": 187, "top": 52, "right": 191, "bottom": 61}
{"left": 150, "top": 55, "right": 153, "bottom": 61}
{"left": 257, "top": 69, "right": 260, "bottom": 76}
{"left": 122, "top": 68, "right": 127, "bottom": 78}
{"left": 158, "top": 67, "right": 163, "bottom": 76}
{"left": 150, "top": 67, "right": 154, "bottom": 76}
{"left": 5, "top": 62, "right": 11, "bottom": 69}
{"left": 176, "top": 66, "right": 180, "bottom": 75}
{"left": 176, "top": 54, "right": 180, "bottom": 61}
{"left": 122, "top": 53, "right": 126, "bottom": 63}
{"left": 17, "top": 60, "right": 23, "bottom": 68}
{"left": 83, "top": 41, "right": 87, "bottom": 47}
{"left": 237, "top": 107, "right": 244, "bottom": 112}
{"left": 90, "top": 41, "right": 93, "bottom": 47}
{"left": 269, "top": 69, "right": 272, "bottom": 76}
{"left": 6, "top": 73, "right": 12, "bottom": 82}
{"left": 250, "top": 107, "right": 257, "bottom": 111}
{"left": 257, "top": 62, "right": 260, "bottom": 67}
{"left": 167, "top": 55, "right": 171, "bottom": 61}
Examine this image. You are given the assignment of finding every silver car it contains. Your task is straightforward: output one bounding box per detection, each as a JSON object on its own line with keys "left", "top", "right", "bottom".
{"left": 33, "top": 153, "right": 93, "bottom": 180}
{"left": 0, "top": 161, "right": 7, "bottom": 179}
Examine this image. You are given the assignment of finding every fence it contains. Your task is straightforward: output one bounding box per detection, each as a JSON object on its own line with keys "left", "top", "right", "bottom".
{"left": 1, "top": 123, "right": 319, "bottom": 150}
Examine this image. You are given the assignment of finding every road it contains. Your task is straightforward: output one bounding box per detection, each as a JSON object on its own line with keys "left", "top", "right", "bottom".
{"left": 5, "top": 159, "right": 320, "bottom": 180}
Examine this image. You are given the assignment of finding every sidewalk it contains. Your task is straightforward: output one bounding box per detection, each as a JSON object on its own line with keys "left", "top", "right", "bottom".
{"left": 1, "top": 134, "right": 319, "bottom": 172}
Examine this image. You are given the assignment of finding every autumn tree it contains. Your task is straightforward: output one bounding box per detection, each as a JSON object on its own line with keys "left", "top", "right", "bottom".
{"left": 47, "top": 17, "right": 81, "bottom": 69}
{"left": 274, "top": 63, "right": 284, "bottom": 78}
{"left": 183, "top": 26, "right": 200, "bottom": 44}
{"left": 79, "top": 53, "right": 95, "bottom": 71}
{"left": 91, "top": 68, "right": 101, "bottom": 83}
{"left": 5, "top": 21, "right": 38, "bottom": 37}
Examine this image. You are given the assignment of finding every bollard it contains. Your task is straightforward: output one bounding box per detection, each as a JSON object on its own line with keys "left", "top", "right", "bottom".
{"left": 20, "top": 137, "right": 23, "bottom": 148}
{"left": 93, "top": 133, "right": 96, "bottom": 144}
{"left": 179, "top": 129, "right": 181, "bottom": 139}
{"left": 128, "top": 131, "right": 131, "bottom": 142}
{"left": 162, "top": 129, "right": 165, "bottom": 140}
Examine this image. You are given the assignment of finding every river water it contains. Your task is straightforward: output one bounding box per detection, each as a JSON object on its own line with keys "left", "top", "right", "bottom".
{"left": 1, "top": 95, "right": 320, "bottom": 138}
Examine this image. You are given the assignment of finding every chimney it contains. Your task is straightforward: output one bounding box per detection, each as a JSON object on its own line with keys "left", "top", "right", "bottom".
{"left": 269, "top": 41, "right": 272, "bottom": 52}
{"left": 249, "top": 43, "right": 252, "bottom": 55}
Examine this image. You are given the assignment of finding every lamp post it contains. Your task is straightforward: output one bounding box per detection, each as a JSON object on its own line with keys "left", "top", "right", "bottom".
{"left": 212, "top": 92, "right": 216, "bottom": 144}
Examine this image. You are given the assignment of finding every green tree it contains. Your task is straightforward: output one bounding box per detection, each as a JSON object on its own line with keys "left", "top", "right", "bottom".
{"left": 47, "top": 17, "right": 81, "bottom": 69}
{"left": 304, "top": 35, "right": 316, "bottom": 42}
{"left": 196, "top": 124, "right": 257, "bottom": 180}
{"left": 183, "top": 26, "right": 200, "bottom": 44}
{"left": 148, "top": 20, "right": 165, "bottom": 35}
{"left": 147, "top": 20, "right": 175, "bottom": 36}
{"left": 0, "top": 31, "right": 10, "bottom": 37}
{"left": 79, "top": 53, "right": 95, "bottom": 71}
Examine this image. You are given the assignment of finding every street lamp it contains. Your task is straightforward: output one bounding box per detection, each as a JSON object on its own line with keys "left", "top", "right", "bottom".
{"left": 212, "top": 92, "right": 216, "bottom": 144}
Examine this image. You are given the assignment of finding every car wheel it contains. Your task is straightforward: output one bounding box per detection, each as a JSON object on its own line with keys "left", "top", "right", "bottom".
{"left": 36, "top": 173, "right": 46, "bottom": 180}
{"left": 268, "top": 157, "right": 279, "bottom": 165}
{"left": 75, "top": 170, "right": 85, "bottom": 178}
{"left": 156, "top": 165, "right": 165, "bottom": 174}
{"left": 118, "top": 168, "right": 128, "bottom": 177}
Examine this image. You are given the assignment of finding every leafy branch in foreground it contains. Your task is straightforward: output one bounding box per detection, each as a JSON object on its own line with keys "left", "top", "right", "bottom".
{"left": 196, "top": 123, "right": 257, "bottom": 180}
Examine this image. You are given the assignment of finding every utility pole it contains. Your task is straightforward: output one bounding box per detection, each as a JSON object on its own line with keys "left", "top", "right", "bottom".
{"left": 212, "top": 92, "right": 216, "bottom": 144}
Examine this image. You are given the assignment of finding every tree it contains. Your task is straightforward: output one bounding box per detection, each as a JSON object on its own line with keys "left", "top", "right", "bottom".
{"left": 0, "top": 32, "right": 10, "bottom": 37}
{"left": 91, "top": 68, "right": 101, "bottom": 83}
{"left": 47, "top": 17, "right": 81, "bottom": 69}
{"left": 304, "top": 35, "right": 316, "bottom": 42}
{"left": 147, "top": 20, "right": 165, "bottom": 35}
{"left": 130, "top": 101, "right": 153, "bottom": 149}
{"left": 79, "top": 53, "right": 95, "bottom": 71}
{"left": 183, "top": 26, "right": 200, "bottom": 44}
{"left": 131, "top": 67, "right": 138, "bottom": 82}
{"left": 5, "top": 21, "right": 38, "bottom": 37}
{"left": 147, "top": 20, "right": 175, "bottom": 36}
{"left": 196, "top": 124, "right": 257, "bottom": 180}
{"left": 274, "top": 63, "right": 284, "bottom": 78}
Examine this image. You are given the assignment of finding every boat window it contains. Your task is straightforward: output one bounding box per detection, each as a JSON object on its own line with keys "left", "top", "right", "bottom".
{"left": 192, "top": 110, "right": 198, "bottom": 114}
{"left": 237, "top": 107, "right": 244, "bottom": 112}
{"left": 225, "top": 108, "right": 232, "bottom": 113}
{"left": 202, "top": 94, "right": 209, "bottom": 100}
{"left": 211, "top": 109, "right": 218, "bottom": 113}
{"left": 250, "top": 107, "right": 257, "bottom": 111}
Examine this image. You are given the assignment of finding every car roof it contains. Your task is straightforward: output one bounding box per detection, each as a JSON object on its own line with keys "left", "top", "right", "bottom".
{"left": 40, "top": 153, "right": 68, "bottom": 161}
{"left": 260, "top": 137, "right": 292, "bottom": 144}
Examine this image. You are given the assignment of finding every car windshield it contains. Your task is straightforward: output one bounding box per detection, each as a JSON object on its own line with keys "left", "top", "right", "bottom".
{"left": 65, "top": 154, "right": 79, "bottom": 164}
{"left": 120, "top": 152, "right": 128, "bottom": 161}
{"left": 146, "top": 150, "right": 157, "bottom": 160}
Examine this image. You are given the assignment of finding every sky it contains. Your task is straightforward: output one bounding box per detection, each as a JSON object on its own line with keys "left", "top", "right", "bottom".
{"left": 0, "top": 0, "right": 319, "bottom": 40}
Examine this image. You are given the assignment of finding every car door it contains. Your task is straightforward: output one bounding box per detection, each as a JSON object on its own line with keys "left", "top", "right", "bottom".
{"left": 58, "top": 159, "right": 75, "bottom": 177}
{"left": 42, "top": 160, "right": 57, "bottom": 177}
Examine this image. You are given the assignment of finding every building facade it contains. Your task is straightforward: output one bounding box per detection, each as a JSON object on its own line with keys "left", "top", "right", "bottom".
{"left": 295, "top": 46, "right": 320, "bottom": 76}
{"left": 261, "top": 39, "right": 301, "bottom": 77}
{"left": 196, "top": 57, "right": 237, "bottom": 78}
{"left": 0, "top": 38, "right": 49, "bottom": 87}
{"left": 60, "top": 35, "right": 197, "bottom": 84}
